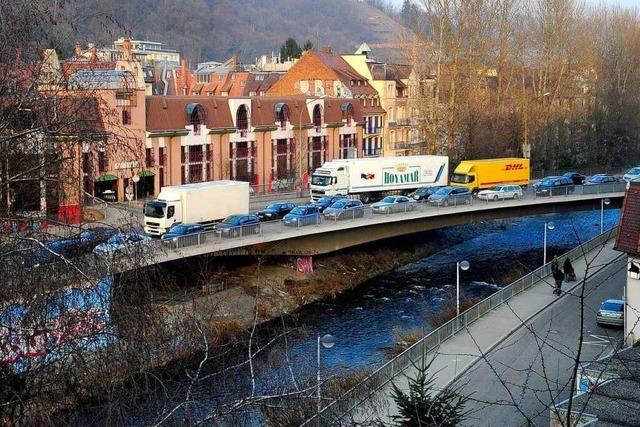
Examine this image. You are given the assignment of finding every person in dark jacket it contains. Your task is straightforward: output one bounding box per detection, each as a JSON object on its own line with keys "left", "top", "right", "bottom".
{"left": 553, "top": 268, "right": 564, "bottom": 295}
{"left": 563, "top": 258, "right": 576, "bottom": 282}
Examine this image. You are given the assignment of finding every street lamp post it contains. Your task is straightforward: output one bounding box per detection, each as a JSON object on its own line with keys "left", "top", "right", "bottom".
{"left": 601, "top": 198, "right": 611, "bottom": 234}
{"left": 456, "top": 260, "right": 470, "bottom": 316}
{"left": 317, "top": 334, "right": 335, "bottom": 415}
{"left": 543, "top": 221, "right": 555, "bottom": 265}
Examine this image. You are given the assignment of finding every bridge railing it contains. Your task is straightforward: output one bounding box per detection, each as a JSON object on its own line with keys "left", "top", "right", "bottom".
{"left": 162, "top": 182, "right": 626, "bottom": 252}
{"left": 300, "top": 226, "right": 619, "bottom": 426}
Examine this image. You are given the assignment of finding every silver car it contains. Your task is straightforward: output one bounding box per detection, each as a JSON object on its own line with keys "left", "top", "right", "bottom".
{"left": 596, "top": 299, "right": 624, "bottom": 326}
{"left": 477, "top": 185, "right": 523, "bottom": 201}
{"left": 371, "top": 196, "right": 417, "bottom": 214}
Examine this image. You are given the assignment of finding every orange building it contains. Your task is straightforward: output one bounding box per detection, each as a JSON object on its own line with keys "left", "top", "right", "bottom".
{"left": 144, "top": 95, "right": 363, "bottom": 193}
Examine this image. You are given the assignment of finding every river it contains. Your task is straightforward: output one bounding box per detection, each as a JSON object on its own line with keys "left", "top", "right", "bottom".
{"left": 68, "top": 208, "right": 621, "bottom": 425}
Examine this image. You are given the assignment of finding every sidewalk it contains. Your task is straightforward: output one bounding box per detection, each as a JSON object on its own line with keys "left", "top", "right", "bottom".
{"left": 354, "top": 238, "right": 623, "bottom": 424}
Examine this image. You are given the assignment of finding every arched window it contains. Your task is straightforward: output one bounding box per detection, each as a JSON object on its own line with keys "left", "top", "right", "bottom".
{"left": 274, "top": 103, "right": 290, "bottom": 128}
{"left": 236, "top": 104, "right": 249, "bottom": 131}
{"left": 186, "top": 103, "right": 205, "bottom": 135}
{"left": 341, "top": 102, "right": 354, "bottom": 125}
{"left": 312, "top": 104, "right": 322, "bottom": 128}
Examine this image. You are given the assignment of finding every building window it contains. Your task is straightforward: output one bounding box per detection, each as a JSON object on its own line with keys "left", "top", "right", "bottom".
{"left": 275, "top": 103, "right": 290, "bottom": 128}
{"left": 237, "top": 104, "right": 249, "bottom": 131}
{"left": 341, "top": 102, "right": 354, "bottom": 125}
{"left": 98, "top": 151, "right": 108, "bottom": 172}
{"left": 145, "top": 148, "right": 154, "bottom": 167}
{"left": 189, "top": 164, "right": 203, "bottom": 183}
{"left": 122, "top": 109, "right": 131, "bottom": 125}
{"left": 116, "top": 91, "right": 135, "bottom": 107}
{"left": 188, "top": 145, "right": 204, "bottom": 163}
{"left": 188, "top": 103, "right": 206, "bottom": 135}
{"left": 312, "top": 104, "right": 322, "bottom": 128}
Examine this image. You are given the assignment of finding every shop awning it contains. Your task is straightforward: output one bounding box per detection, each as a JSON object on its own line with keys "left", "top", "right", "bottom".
{"left": 138, "top": 170, "right": 155, "bottom": 177}
{"left": 97, "top": 174, "right": 118, "bottom": 182}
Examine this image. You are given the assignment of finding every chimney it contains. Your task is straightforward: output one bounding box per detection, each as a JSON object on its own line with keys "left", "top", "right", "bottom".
{"left": 75, "top": 42, "right": 82, "bottom": 58}
{"left": 322, "top": 45, "right": 332, "bottom": 54}
{"left": 123, "top": 38, "right": 132, "bottom": 60}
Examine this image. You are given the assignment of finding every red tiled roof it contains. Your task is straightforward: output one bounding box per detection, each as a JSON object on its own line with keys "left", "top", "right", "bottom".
{"left": 315, "top": 51, "right": 377, "bottom": 96}
{"left": 146, "top": 96, "right": 233, "bottom": 131}
{"left": 615, "top": 182, "right": 640, "bottom": 255}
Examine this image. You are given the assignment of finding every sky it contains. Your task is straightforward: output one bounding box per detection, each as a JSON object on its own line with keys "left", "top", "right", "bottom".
{"left": 386, "top": 0, "right": 639, "bottom": 10}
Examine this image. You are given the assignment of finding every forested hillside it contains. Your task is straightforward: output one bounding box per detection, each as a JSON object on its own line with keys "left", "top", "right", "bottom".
{"left": 57, "top": 0, "right": 409, "bottom": 63}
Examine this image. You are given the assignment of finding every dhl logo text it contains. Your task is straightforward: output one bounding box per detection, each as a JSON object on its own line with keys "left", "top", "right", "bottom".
{"left": 505, "top": 164, "right": 524, "bottom": 171}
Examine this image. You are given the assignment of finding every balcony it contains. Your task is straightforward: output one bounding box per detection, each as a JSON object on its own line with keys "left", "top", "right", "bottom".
{"left": 363, "top": 148, "right": 383, "bottom": 157}
{"left": 365, "top": 126, "right": 383, "bottom": 135}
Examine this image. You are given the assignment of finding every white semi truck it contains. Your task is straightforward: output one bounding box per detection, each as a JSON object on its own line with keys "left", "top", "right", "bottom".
{"left": 310, "top": 155, "right": 449, "bottom": 202}
{"left": 143, "top": 180, "right": 249, "bottom": 236}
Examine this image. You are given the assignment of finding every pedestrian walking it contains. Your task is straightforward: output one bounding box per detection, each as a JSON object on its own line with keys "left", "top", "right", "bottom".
{"left": 563, "top": 258, "right": 576, "bottom": 282}
{"left": 551, "top": 255, "right": 560, "bottom": 272}
{"left": 553, "top": 267, "right": 564, "bottom": 295}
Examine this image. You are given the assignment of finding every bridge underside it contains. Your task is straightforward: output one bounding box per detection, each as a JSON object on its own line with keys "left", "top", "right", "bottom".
{"left": 239, "top": 198, "right": 622, "bottom": 257}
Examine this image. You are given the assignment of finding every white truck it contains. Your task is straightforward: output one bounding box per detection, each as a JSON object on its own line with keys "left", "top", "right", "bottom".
{"left": 310, "top": 155, "right": 449, "bottom": 203}
{"left": 143, "top": 180, "right": 249, "bottom": 236}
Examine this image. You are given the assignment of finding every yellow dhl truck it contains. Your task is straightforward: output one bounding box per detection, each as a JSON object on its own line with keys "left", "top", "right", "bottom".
{"left": 450, "top": 158, "right": 530, "bottom": 193}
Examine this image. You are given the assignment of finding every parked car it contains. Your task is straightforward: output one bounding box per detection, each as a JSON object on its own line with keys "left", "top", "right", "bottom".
{"left": 534, "top": 177, "right": 575, "bottom": 196}
{"left": 323, "top": 199, "right": 365, "bottom": 220}
{"left": 409, "top": 186, "right": 442, "bottom": 201}
{"left": 371, "top": 196, "right": 417, "bottom": 214}
{"left": 255, "top": 202, "right": 297, "bottom": 221}
{"left": 562, "top": 172, "right": 587, "bottom": 185}
{"left": 282, "top": 205, "right": 321, "bottom": 226}
{"left": 161, "top": 224, "right": 205, "bottom": 241}
{"left": 428, "top": 186, "right": 472, "bottom": 206}
{"left": 623, "top": 167, "right": 640, "bottom": 182}
{"left": 23, "top": 227, "right": 116, "bottom": 267}
{"left": 585, "top": 174, "right": 621, "bottom": 185}
{"left": 93, "top": 232, "right": 152, "bottom": 256}
{"left": 215, "top": 214, "right": 260, "bottom": 237}
{"left": 532, "top": 176, "right": 560, "bottom": 190}
{"left": 596, "top": 299, "right": 624, "bottom": 326}
{"left": 477, "top": 185, "right": 523, "bottom": 201}
{"left": 312, "top": 195, "right": 347, "bottom": 213}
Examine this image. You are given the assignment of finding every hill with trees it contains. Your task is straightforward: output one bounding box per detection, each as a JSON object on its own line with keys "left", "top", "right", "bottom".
{"left": 58, "top": 0, "right": 410, "bottom": 64}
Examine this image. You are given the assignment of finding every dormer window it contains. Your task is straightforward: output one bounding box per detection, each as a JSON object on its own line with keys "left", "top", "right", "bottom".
{"left": 351, "top": 80, "right": 354, "bottom": 86}
{"left": 340, "top": 102, "right": 354, "bottom": 125}
{"left": 358, "top": 81, "right": 361, "bottom": 86}
{"left": 187, "top": 103, "right": 206, "bottom": 135}
{"left": 275, "top": 103, "right": 290, "bottom": 128}
{"left": 313, "top": 104, "right": 323, "bottom": 128}
{"left": 236, "top": 104, "right": 249, "bottom": 131}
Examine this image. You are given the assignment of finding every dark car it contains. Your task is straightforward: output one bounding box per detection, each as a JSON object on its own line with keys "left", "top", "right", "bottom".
{"left": 255, "top": 202, "right": 296, "bottom": 221}
{"left": 409, "top": 186, "right": 442, "bottom": 201}
{"left": 533, "top": 176, "right": 560, "bottom": 190}
{"left": 312, "top": 195, "right": 347, "bottom": 212}
{"left": 215, "top": 214, "right": 260, "bottom": 238}
{"left": 23, "top": 227, "right": 115, "bottom": 267}
{"left": 562, "top": 172, "right": 586, "bottom": 185}
{"left": 585, "top": 174, "right": 620, "bottom": 185}
{"left": 535, "top": 177, "right": 575, "bottom": 196}
{"left": 161, "top": 224, "right": 205, "bottom": 240}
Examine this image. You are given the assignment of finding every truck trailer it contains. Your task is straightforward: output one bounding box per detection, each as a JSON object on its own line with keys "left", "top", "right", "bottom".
{"left": 310, "top": 156, "right": 449, "bottom": 202}
{"left": 450, "top": 158, "right": 530, "bottom": 193}
{"left": 143, "top": 181, "right": 249, "bottom": 236}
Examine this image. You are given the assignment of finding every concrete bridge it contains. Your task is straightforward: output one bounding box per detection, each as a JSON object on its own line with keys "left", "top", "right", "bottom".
{"left": 146, "top": 183, "right": 626, "bottom": 265}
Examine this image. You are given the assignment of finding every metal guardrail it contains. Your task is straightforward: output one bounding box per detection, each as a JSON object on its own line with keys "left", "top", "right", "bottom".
{"left": 301, "top": 226, "right": 619, "bottom": 426}
{"left": 159, "top": 182, "right": 626, "bottom": 253}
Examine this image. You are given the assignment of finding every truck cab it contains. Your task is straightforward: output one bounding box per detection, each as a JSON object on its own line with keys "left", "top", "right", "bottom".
{"left": 144, "top": 193, "right": 182, "bottom": 236}
{"left": 310, "top": 163, "right": 349, "bottom": 201}
{"left": 450, "top": 163, "right": 477, "bottom": 192}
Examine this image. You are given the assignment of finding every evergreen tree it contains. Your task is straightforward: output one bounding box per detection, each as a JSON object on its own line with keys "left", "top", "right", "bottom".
{"left": 279, "top": 38, "right": 302, "bottom": 60}
{"left": 302, "top": 39, "right": 313, "bottom": 51}
{"left": 401, "top": 0, "right": 412, "bottom": 20}
{"left": 389, "top": 359, "right": 469, "bottom": 426}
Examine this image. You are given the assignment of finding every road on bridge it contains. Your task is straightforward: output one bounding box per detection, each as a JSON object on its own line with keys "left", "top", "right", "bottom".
{"left": 456, "top": 255, "right": 625, "bottom": 426}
